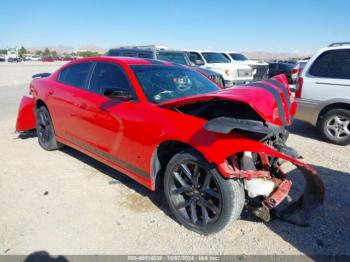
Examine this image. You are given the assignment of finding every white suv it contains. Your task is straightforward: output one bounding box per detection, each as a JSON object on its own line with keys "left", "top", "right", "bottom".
{"left": 186, "top": 50, "right": 253, "bottom": 87}
{"left": 295, "top": 42, "right": 350, "bottom": 145}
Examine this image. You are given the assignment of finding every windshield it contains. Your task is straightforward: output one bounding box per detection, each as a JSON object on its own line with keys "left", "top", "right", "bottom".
{"left": 131, "top": 65, "right": 220, "bottom": 103}
{"left": 202, "top": 52, "right": 230, "bottom": 63}
{"left": 229, "top": 53, "right": 248, "bottom": 61}
{"left": 157, "top": 52, "right": 190, "bottom": 66}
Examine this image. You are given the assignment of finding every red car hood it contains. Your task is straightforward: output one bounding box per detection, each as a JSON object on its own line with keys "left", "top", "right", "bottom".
{"left": 159, "top": 74, "right": 296, "bottom": 126}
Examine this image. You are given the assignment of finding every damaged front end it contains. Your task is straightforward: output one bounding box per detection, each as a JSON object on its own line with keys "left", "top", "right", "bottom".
{"left": 217, "top": 149, "right": 324, "bottom": 226}
{"left": 165, "top": 75, "right": 325, "bottom": 226}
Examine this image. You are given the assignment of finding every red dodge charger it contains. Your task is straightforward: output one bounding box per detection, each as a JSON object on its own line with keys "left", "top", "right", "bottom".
{"left": 16, "top": 56, "right": 324, "bottom": 234}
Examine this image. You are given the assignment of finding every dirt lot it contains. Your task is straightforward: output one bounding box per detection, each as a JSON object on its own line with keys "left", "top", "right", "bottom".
{"left": 0, "top": 62, "right": 349, "bottom": 256}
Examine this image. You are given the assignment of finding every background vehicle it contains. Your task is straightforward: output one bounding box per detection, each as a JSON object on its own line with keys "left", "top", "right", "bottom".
{"left": 186, "top": 50, "right": 253, "bottom": 87}
{"left": 222, "top": 52, "right": 269, "bottom": 81}
{"left": 41, "top": 56, "right": 55, "bottom": 62}
{"left": 0, "top": 55, "right": 5, "bottom": 62}
{"left": 291, "top": 59, "right": 309, "bottom": 83}
{"left": 7, "top": 47, "right": 22, "bottom": 62}
{"left": 24, "top": 54, "right": 42, "bottom": 61}
{"left": 295, "top": 42, "right": 350, "bottom": 145}
{"left": 268, "top": 61, "right": 297, "bottom": 84}
{"left": 107, "top": 46, "right": 224, "bottom": 87}
{"left": 16, "top": 57, "right": 323, "bottom": 234}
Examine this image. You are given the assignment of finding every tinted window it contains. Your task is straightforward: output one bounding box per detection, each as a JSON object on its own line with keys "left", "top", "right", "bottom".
{"left": 269, "top": 63, "right": 278, "bottom": 70}
{"left": 229, "top": 53, "right": 248, "bottom": 61}
{"left": 108, "top": 50, "right": 121, "bottom": 56}
{"left": 89, "top": 62, "right": 133, "bottom": 95}
{"left": 202, "top": 52, "right": 230, "bottom": 63}
{"left": 138, "top": 51, "right": 153, "bottom": 58}
{"left": 309, "top": 49, "right": 350, "bottom": 79}
{"left": 156, "top": 52, "right": 190, "bottom": 65}
{"left": 58, "top": 62, "right": 92, "bottom": 88}
{"left": 188, "top": 52, "right": 204, "bottom": 64}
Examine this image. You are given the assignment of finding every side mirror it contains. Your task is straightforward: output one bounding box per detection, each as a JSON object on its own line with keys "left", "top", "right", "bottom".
{"left": 195, "top": 59, "right": 205, "bottom": 66}
{"left": 103, "top": 87, "right": 134, "bottom": 101}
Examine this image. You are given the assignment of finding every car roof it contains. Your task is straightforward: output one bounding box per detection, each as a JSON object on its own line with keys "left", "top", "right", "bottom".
{"left": 66, "top": 56, "right": 176, "bottom": 66}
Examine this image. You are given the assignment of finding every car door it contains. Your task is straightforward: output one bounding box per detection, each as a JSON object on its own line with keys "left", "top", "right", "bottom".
{"left": 48, "top": 61, "right": 94, "bottom": 139}
{"left": 69, "top": 61, "right": 140, "bottom": 170}
{"left": 303, "top": 49, "right": 350, "bottom": 101}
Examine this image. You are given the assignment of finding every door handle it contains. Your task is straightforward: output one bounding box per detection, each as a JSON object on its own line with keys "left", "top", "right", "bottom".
{"left": 48, "top": 90, "right": 54, "bottom": 95}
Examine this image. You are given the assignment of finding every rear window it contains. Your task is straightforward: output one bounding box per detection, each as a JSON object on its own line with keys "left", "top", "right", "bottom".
{"left": 58, "top": 62, "right": 93, "bottom": 88}
{"left": 309, "top": 49, "right": 350, "bottom": 79}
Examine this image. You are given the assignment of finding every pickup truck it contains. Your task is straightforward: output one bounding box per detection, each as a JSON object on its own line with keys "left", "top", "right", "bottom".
{"left": 186, "top": 50, "right": 253, "bottom": 87}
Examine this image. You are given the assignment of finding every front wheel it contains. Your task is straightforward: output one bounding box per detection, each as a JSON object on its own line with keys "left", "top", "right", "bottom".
{"left": 164, "top": 150, "right": 245, "bottom": 235}
{"left": 319, "top": 109, "right": 350, "bottom": 145}
{"left": 36, "top": 106, "right": 63, "bottom": 151}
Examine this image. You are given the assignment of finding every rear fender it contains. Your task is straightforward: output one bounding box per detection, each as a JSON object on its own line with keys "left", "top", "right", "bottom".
{"left": 16, "top": 95, "right": 36, "bottom": 132}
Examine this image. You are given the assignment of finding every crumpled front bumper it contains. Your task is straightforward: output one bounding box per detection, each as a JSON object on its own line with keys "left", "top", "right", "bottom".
{"left": 16, "top": 95, "right": 36, "bottom": 132}
{"left": 217, "top": 145, "right": 325, "bottom": 226}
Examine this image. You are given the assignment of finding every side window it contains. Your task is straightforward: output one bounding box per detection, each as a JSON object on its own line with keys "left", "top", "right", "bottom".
{"left": 89, "top": 62, "right": 134, "bottom": 95}
{"left": 188, "top": 52, "right": 204, "bottom": 64}
{"left": 138, "top": 51, "right": 153, "bottom": 58}
{"left": 108, "top": 50, "right": 121, "bottom": 56}
{"left": 309, "top": 49, "right": 350, "bottom": 79}
{"left": 58, "top": 62, "right": 92, "bottom": 88}
{"left": 269, "top": 63, "right": 277, "bottom": 70}
{"left": 122, "top": 51, "right": 137, "bottom": 57}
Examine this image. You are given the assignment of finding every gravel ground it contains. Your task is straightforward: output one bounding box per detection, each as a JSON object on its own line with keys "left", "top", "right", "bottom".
{"left": 0, "top": 62, "right": 349, "bottom": 256}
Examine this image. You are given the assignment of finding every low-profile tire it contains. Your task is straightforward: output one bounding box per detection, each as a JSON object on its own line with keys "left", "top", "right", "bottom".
{"left": 318, "top": 109, "right": 350, "bottom": 146}
{"left": 164, "top": 149, "right": 245, "bottom": 235}
{"left": 35, "top": 106, "right": 63, "bottom": 151}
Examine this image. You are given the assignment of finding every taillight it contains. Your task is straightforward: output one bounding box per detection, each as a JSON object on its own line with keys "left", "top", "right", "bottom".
{"left": 291, "top": 68, "right": 298, "bottom": 74}
{"left": 295, "top": 77, "right": 303, "bottom": 98}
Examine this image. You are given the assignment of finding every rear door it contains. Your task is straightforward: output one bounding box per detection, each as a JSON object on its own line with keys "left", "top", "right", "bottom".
{"left": 303, "top": 49, "right": 350, "bottom": 100}
{"left": 49, "top": 61, "right": 94, "bottom": 138}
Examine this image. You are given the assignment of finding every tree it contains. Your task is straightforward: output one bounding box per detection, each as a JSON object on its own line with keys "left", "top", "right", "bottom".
{"left": 77, "top": 51, "right": 99, "bottom": 57}
{"left": 35, "top": 50, "right": 42, "bottom": 55}
{"left": 51, "top": 50, "right": 57, "bottom": 57}
{"left": 0, "top": 49, "right": 7, "bottom": 55}
{"left": 19, "top": 46, "right": 28, "bottom": 57}
{"left": 43, "top": 48, "right": 51, "bottom": 56}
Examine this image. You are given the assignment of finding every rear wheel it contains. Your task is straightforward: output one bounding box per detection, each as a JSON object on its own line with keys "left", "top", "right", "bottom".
{"left": 319, "top": 109, "right": 350, "bottom": 145}
{"left": 164, "top": 149, "right": 244, "bottom": 235}
{"left": 36, "top": 106, "right": 63, "bottom": 151}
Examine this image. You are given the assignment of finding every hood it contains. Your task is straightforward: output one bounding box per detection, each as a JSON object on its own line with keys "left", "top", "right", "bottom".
{"left": 204, "top": 63, "right": 238, "bottom": 71}
{"left": 159, "top": 74, "right": 296, "bottom": 127}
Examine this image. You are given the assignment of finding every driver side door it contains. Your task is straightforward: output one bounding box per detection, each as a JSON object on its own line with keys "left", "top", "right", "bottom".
{"left": 70, "top": 61, "right": 139, "bottom": 171}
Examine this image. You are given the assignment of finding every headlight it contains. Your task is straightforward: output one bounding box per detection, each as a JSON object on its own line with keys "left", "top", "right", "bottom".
{"left": 225, "top": 69, "right": 234, "bottom": 76}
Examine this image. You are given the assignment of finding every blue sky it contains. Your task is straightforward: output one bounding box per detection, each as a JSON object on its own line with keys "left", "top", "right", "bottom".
{"left": 1, "top": 0, "right": 349, "bottom": 53}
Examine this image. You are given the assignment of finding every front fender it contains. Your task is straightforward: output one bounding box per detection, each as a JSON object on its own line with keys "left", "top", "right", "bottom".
{"left": 16, "top": 95, "right": 36, "bottom": 132}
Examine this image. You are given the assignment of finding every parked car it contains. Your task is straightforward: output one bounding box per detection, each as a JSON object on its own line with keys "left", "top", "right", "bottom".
{"left": 295, "top": 42, "right": 350, "bottom": 145}
{"left": 63, "top": 56, "right": 76, "bottom": 61}
{"left": 41, "top": 56, "right": 55, "bottom": 62}
{"left": 16, "top": 57, "right": 324, "bottom": 234}
{"left": 268, "top": 61, "right": 297, "bottom": 84}
{"left": 0, "top": 55, "right": 5, "bottom": 62}
{"left": 24, "top": 55, "right": 42, "bottom": 61}
{"left": 107, "top": 46, "right": 224, "bottom": 87}
{"left": 186, "top": 51, "right": 253, "bottom": 87}
{"left": 222, "top": 52, "right": 269, "bottom": 81}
